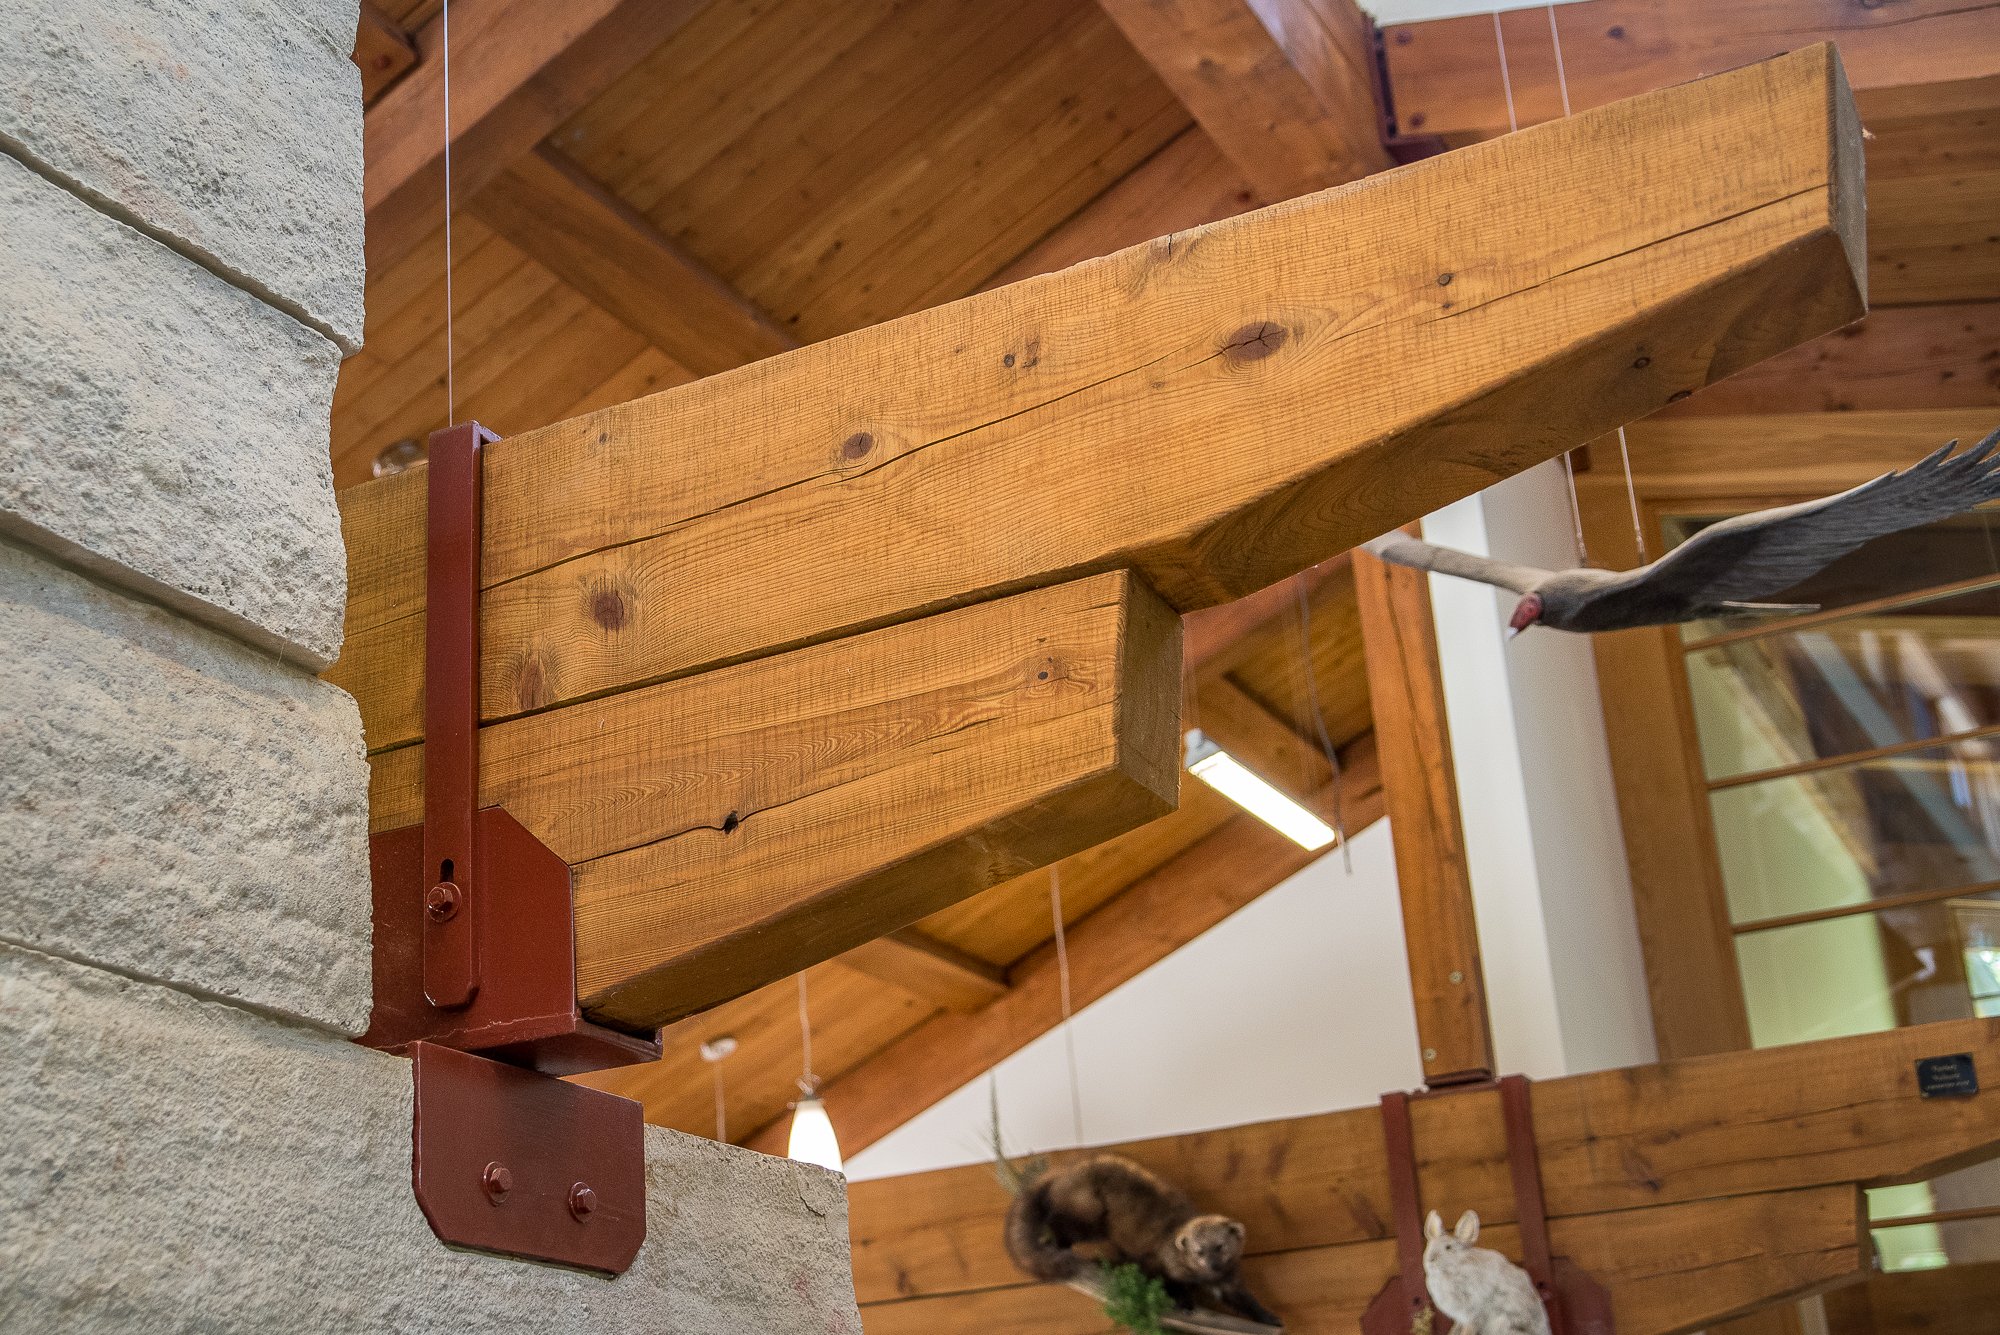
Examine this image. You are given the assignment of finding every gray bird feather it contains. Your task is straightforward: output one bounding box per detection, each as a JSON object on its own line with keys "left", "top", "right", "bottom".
{"left": 1364, "top": 426, "right": 2000, "bottom": 634}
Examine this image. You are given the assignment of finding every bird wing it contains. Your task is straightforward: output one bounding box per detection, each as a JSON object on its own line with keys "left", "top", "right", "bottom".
{"left": 1362, "top": 533, "right": 1555, "bottom": 596}
{"left": 1626, "top": 427, "right": 2000, "bottom": 607}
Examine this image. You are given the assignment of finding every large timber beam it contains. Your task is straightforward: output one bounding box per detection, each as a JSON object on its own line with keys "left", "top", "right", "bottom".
{"left": 329, "top": 46, "right": 1868, "bottom": 759}
{"left": 846, "top": 1017, "right": 2000, "bottom": 1327}
{"left": 1094, "top": 0, "right": 1391, "bottom": 200}
{"left": 368, "top": 570, "right": 1181, "bottom": 1030}
{"left": 470, "top": 147, "right": 799, "bottom": 379}
{"left": 1380, "top": 0, "right": 2000, "bottom": 141}
{"left": 741, "top": 735, "right": 1385, "bottom": 1156}
{"left": 362, "top": 0, "right": 704, "bottom": 272}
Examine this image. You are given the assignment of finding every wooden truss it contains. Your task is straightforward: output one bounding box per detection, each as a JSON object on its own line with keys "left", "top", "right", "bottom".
{"left": 329, "top": 45, "right": 1863, "bottom": 1034}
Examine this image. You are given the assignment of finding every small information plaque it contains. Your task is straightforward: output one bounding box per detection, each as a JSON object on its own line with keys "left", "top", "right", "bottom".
{"left": 1917, "top": 1053, "right": 1979, "bottom": 1099}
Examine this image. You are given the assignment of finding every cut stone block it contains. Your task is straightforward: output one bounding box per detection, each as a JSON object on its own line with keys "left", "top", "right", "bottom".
{"left": 0, "top": 539, "right": 372, "bottom": 1033}
{"left": 0, "top": 943, "right": 864, "bottom": 1334}
{"left": 0, "top": 0, "right": 365, "bottom": 348}
{"left": 0, "top": 153, "right": 349, "bottom": 667}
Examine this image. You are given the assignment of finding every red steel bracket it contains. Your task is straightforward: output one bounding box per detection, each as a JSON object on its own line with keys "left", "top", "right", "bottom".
{"left": 357, "top": 421, "right": 661, "bottom": 1275}
{"left": 1360, "top": 1075, "right": 1613, "bottom": 1335}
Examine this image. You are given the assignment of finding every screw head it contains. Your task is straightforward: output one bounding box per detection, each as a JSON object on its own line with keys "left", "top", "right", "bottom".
{"left": 1423, "top": 1048, "right": 1439, "bottom": 1062}
{"left": 482, "top": 1161, "right": 512, "bottom": 1203}
{"left": 568, "top": 1182, "right": 598, "bottom": 1220}
{"left": 425, "top": 881, "right": 463, "bottom": 922}
{"left": 1449, "top": 970, "right": 1464, "bottom": 985}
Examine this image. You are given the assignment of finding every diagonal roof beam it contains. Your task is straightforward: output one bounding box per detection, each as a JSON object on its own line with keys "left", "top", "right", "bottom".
{"left": 1095, "top": 0, "right": 1392, "bottom": 200}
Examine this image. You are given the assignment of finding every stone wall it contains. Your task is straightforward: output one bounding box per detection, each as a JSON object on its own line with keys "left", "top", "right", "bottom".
{"left": 0, "top": 5, "right": 860, "bottom": 1330}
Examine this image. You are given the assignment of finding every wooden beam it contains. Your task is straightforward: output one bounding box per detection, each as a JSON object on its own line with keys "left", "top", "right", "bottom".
{"left": 368, "top": 571, "right": 1181, "bottom": 1030}
{"left": 352, "top": 2, "right": 418, "bottom": 108}
{"left": 1658, "top": 302, "right": 2000, "bottom": 417}
{"left": 1380, "top": 0, "right": 2000, "bottom": 141}
{"left": 844, "top": 1016, "right": 2000, "bottom": 1306}
{"left": 1825, "top": 1258, "right": 2000, "bottom": 1335}
{"left": 839, "top": 930, "right": 1009, "bottom": 1015}
{"left": 362, "top": 0, "right": 703, "bottom": 272}
{"left": 1094, "top": 0, "right": 1391, "bottom": 200}
{"left": 1182, "top": 558, "right": 1345, "bottom": 678}
{"left": 1354, "top": 541, "right": 1493, "bottom": 1084}
{"left": 856, "top": 1186, "right": 1863, "bottom": 1335}
{"left": 742, "top": 735, "right": 1385, "bottom": 1156}
{"left": 329, "top": 47, "right": 1868, "bottom": 755}
{"left": 471, "top": 147, "right": 798, "bottom": 379}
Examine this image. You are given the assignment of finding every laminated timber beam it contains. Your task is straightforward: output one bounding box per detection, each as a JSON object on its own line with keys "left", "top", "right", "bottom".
{"left": 1380, "top": 0, "right": 2000, "bottom": 142}
{"left": 845, "top": 1017, "right": 2000, "bottom": 1331}
{"left": 367, "top": 570, "right": 1181, "bottom": 1031}
{"left": 329, "top": 45, "right": 1868, "bottom": 761}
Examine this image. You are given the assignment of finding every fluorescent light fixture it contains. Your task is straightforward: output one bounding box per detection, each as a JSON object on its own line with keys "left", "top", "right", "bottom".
{"left": 1184, "top": 729, "right": 1337, "bottom": 851}
{"left": 786, "top": 1095, "right": 844, "bottom": 1174}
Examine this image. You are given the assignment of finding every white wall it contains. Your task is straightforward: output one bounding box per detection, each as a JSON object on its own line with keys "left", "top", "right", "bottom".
{"left": 1364, "top": 0, "right": 1587, "bottom": 22}
{"left": 846, "top": 821, "right": 1422, "bottom": 1180}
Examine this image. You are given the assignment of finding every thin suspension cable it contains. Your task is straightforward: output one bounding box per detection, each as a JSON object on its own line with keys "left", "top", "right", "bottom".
{"left": 1545, "top": 3, "right": 1573, "bottom": 117}
{"left": 1491, "top": 11, "right": 1519, "bottom": 134}
{"left": 796, "top": 972, "right": 817, "bottom": 1095}
{"left": 441, "top": 0, "right": 457, "bottom": 425}
{"left": 1558, "top": 450, "right": 1591, "bottom": 565}
{"left": 1295, "top": 573, "right": 1351, "bottom": 872}
{"left": 712, "top": 1060, "right": 728, "bottom": 1142}
{"left": 1616, "top": 426, "right": 1649, "bottom": 563}
{"left": 1050, "top": 867, "right": 1085, "bottom": 1146}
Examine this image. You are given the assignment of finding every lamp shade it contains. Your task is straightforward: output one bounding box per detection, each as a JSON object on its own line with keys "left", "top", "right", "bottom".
{"left": 787, "top": 1095, "right": 844, "bottom": 1174}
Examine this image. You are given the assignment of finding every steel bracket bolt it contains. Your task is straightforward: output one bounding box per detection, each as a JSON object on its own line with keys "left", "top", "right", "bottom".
{"left": 568, "top": 1182, "right": 598, "bottom": 1221}
{"left": 1423, "top": 1047, "right": 1438, "bottom": 1062}
{"left": 426, "top": 881, "right": 463, "bottom": 922}
{"left": 1448, "top": 970, "right": 1464, "bottom": 985}
{"left": 482, "top": 1160, "right": 513, "bottom": 1204}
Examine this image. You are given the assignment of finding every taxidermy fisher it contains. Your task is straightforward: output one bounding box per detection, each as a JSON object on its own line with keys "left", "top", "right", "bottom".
{"left": 1364, "top": 427, "right": 2000, "bottom": 635}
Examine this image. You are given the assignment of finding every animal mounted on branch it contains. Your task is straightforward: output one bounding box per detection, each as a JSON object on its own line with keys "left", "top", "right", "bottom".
{"left": 1002, "top": 1153, "right": 1281, "bottom": 1327}
{"left": 1422, "top": 1210, "right": 1551, "bottom": 1335}
{"left": 1364, "top": 428, "right": 2000, "bottom": 635}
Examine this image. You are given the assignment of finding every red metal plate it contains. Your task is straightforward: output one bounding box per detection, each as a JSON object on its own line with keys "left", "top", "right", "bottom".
{"left": 412, "top": 1042, "right": 646, "bottom": 1275}
{"left": 361, "top": 807, "right": 659, "bottom": 1075}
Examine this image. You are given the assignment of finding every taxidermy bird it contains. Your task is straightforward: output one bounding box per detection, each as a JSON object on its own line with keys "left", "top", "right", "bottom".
{"left": 1364, "top": 428, "right": 2000, "bottom": 635}
{"left": 1422, "top": 1210, "right": 1551, "bottom": 1335}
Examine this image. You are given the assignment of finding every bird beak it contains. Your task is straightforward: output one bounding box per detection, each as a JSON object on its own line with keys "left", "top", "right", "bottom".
{"left": 1505, "top": 624, "right": 1523, "bottom": 642}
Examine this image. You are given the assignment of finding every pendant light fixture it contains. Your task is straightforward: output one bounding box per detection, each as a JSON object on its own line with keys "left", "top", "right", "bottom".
{"left": 786, "top": 972, "right": 844, "bottom": 1174}
{"left": 1184, "top": 728, "right": 1337, "bottom": 850}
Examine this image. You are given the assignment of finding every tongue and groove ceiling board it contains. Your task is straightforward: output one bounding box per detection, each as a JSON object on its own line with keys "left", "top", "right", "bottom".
{"left": 332, "top": 0, "right": 1996, "bottom": 1188}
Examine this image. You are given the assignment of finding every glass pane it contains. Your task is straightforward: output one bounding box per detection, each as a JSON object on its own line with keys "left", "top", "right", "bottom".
{"left": 1671, "top": 510, "right": 2000, "bottom": 642}
{"left": 1685, "top": 583, "right": 2000, "bottom": 781}
{"left": 1872, "top": 1217, "right": 2000, "bottom": 1272}
{"left": 1735, "top": 891, "right": 2000, "bottom": 1047}
{"left": 1710, "top": 740, "right": 2000, "bottom": 926}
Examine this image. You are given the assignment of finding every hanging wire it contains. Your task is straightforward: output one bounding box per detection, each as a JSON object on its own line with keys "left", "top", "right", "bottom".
{"left": 1490, "top": 11, "right": 1519, "bottom": 134}
{"left": 1616, "top": 426, "right": 1649, "bottom": 563}
{"left": 712, "top": 1057, "right": 728, "bottom": 1142}
{"left": 1050, "top": 867, "right": 1085, "bottom": 1146}
{"left": 441, "top": 0, "right": 457, "bottom": 425}
{"left": 796, "top": 972, "right": 818, "bottom": 1096}
{"left": 1545, "top": 3, "right": 1573, "bottom": 118}
{"left": 1295, "top": 571, "right": 1351, "bottom": 872}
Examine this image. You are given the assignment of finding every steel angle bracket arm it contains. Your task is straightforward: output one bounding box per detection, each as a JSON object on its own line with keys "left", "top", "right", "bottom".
{"left": 356, "top": 421, "right": 663, "bottom": 1276}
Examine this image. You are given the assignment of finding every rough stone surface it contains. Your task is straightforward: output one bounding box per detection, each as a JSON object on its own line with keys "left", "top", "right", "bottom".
{"left": 0, "top": 153, "right": 349, "bottom": 667}
{"left": 0, "top": 539, "right": 372, "bottom": 1033}
{"left": 0, "top": 943, "right": 865, "bottom": 1334}
{"left": 0, "top": 0, "right": 365, "bottom": 348}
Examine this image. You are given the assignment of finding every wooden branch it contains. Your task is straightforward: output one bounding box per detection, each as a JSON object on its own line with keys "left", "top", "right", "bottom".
{"left": 1354, "top": 542, "right": 1493, "bottom": 1084}
{"left": 839, "top": 930, "right": 1009, "bottom": 1015}
{"left": 352, "top": 2, "right": 417, "bottom": 108}
{"left": 330, "top": 47, "right": 1867, "bottom": 756}
{"left": 845, "top": 1017, "right": 2000, "bottom": 1310}
{"left": 1380, "top": 0, "right": 2000, "bottom": 140}
{"left": 362, "top": 0, "right": 703, "bottom": 271}
{"left": 368, "top": 571, "right": 1181, "bottom": 1030}
{"left": 859, "top": 1186, "right": 1863, "bottom": 1335}
{"left": 472, "top": 147, "right": 798, "bottom": 378}
{"left": 1094, "top": 0, "right": 1391, "bottom": 199}
{"left": 741, "top": 735, "right": 1384, "bottom": 1156}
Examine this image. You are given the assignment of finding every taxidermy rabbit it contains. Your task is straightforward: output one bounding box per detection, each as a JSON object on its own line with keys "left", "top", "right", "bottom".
{"left": 1422, "top": 1210, "right": 1551, "bottom": 1335}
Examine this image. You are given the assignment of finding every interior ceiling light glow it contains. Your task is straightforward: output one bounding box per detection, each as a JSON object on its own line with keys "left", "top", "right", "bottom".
{"left": 786, "top": 1096, "right": 844, "bottom": 1174}
{"left": 1183, "top": 728, "right": 1337, "bottom": 851}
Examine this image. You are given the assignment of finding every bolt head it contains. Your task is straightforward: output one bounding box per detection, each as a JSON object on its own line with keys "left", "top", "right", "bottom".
{"left": 1449, "top": 970, "right": 1464, "bottom": 985}
{"left": 425, "top": 881, "right": 463, "bottom": 922}
{"left": 1423, "top": 1048, "right": 1439, "bottom": 1062}
{"left": 482, "top": 1161, "right": 513, "bottom": 1203}
{"left": 568, "top": 1182, "right": 598, "bottom": 1220}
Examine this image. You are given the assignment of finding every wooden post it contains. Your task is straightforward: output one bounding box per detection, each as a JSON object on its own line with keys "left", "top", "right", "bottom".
{"left": 1354, "top": 538, "right": 1494, "bottom": 1085}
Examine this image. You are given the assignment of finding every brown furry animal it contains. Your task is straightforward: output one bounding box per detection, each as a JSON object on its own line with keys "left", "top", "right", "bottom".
{"left": 1003, "top": 1154, "right": 1278, "bottom": 1325}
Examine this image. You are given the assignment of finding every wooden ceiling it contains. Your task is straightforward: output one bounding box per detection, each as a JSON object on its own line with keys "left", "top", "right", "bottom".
{"left": 337, "top": 0, "right": 2000, "bottom": 1161}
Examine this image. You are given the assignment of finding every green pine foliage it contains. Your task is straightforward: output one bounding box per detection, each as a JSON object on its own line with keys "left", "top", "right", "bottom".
{"left": 1100, "top": 1262, "right": 1173, "bottom": 1335}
